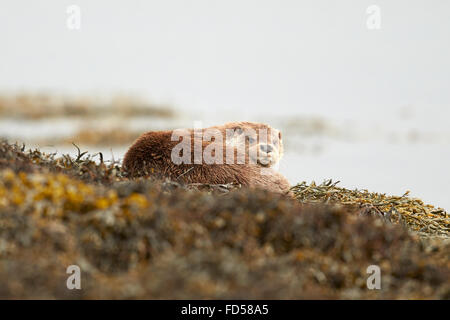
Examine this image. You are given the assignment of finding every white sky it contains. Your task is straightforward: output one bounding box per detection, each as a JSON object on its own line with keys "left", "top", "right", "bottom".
{"left": 0, "top": 0, "right": 449, "bottom": 119}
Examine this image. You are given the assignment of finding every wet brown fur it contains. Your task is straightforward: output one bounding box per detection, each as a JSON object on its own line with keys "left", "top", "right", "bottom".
{"left": 122, "top": 122, "right": 290, "bottom": 194}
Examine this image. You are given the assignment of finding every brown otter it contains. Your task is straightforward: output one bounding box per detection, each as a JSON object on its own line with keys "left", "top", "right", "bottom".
{"left": 122, "top": 122, "right": 290, "bottom": 194}
{"left": 207, "top": 121, "right": 283, "bottom": 167}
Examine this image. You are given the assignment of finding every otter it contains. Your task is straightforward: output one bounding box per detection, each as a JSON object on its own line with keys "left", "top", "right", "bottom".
{"left": 122, "top": 122, "right": 290, "bottom": 194}
{"left": 208, "top": 121, "right": 283, "bottom": 167}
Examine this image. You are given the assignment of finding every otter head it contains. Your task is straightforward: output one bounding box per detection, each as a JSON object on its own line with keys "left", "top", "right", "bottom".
{"left": 224, "top": 122, "right": 284, "bottom": 167}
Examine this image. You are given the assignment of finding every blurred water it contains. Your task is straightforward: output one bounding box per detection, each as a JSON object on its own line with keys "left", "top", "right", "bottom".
{"left": 6, "top": 112, "right": 446, "bottom": 210}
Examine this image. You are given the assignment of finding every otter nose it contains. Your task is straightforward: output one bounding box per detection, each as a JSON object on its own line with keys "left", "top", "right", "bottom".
{"left": 260, "top": 144, "right": 273, "bottom": 153}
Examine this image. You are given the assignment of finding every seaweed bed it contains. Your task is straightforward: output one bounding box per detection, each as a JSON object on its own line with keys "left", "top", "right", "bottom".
{"left": 0, "top": 94, "right": 174, "bottom": 119}
{"left": 0, "top": 140, "right": 448, "bottom": 299}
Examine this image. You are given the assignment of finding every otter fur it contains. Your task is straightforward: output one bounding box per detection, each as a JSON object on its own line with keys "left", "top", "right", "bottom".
{"left": 122, "top": 122, "right": 290, "bottom": 194}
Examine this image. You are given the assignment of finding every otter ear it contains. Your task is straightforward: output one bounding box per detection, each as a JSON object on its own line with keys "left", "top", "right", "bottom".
{"left": 225, "top": 127, "right": 244, "bottom": 145}
{"left": 233, "top": 127, "right": 244, "bottom": 135}
{"left": 228, "top": 127, "right": 244, "bottom": 140}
